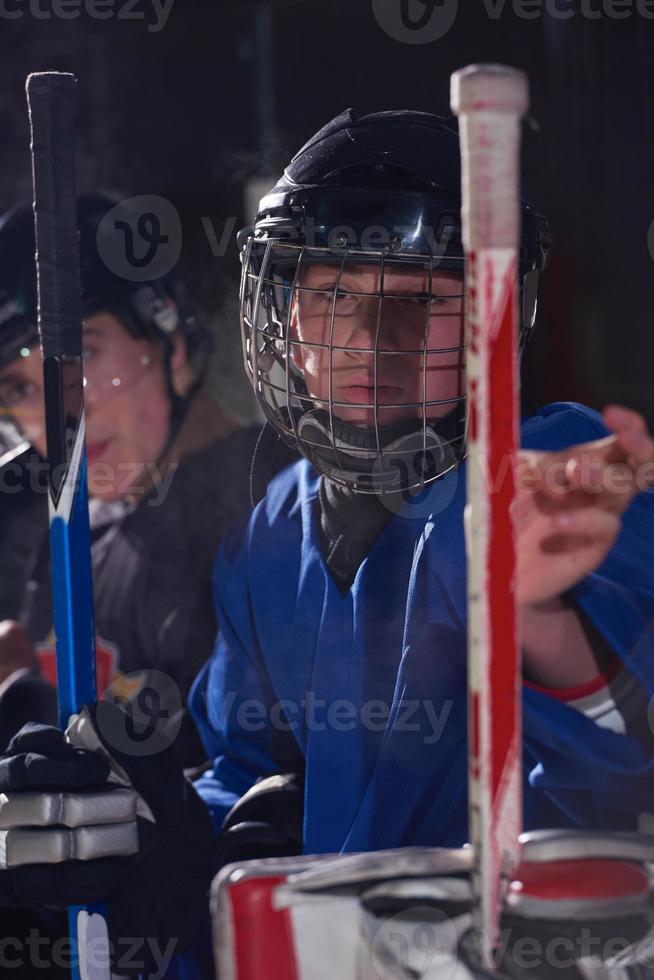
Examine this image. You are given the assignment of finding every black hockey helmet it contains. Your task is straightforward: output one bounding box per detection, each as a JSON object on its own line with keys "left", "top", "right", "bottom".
{"left": 0, "top": 192, "right": 211, "bottom": 379}
{"left": 239, "top": 108, "right": 550, "bottom": 495}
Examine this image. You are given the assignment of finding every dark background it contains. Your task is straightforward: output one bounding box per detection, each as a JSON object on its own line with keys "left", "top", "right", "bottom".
{"left": 1, "top": 0, "right": 653, "bottom": 422}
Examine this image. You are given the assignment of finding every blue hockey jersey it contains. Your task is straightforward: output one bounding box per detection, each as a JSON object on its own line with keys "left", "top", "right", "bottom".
{"left": 191, "top": 402, "right": 654, "bottom": 855}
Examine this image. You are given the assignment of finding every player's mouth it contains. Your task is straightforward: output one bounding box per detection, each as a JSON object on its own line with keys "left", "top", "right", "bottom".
{"left": 86, "top": 439, "right": 112, "bottom": 466}
{"left": 340, "top": 383, "right": 405, "bottom": 405}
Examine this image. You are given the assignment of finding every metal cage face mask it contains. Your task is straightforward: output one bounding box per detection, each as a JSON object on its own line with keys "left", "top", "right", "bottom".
{"left": 241, "top": 236, "right": 469, "bottom": 495}
{"left": 240, "top": 184, "right": 549, "bottom": 495}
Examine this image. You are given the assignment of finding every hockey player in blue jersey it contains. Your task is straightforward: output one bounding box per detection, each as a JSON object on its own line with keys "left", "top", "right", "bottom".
{"left": 189, "top": 109, "right": 654, "bottom": 855}
{"left": 0, "top": 109, "right": 652, "bottom": 977}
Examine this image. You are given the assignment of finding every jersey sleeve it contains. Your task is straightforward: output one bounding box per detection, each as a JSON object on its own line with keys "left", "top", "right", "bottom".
{"left": 522, "top": 404, "right": 654, "bottom": 831}
{"left": 190, "top": 511, "right": 304, "bottom": 833}
{"left": 523, "top": 681, "right": 654, "bottom": 831}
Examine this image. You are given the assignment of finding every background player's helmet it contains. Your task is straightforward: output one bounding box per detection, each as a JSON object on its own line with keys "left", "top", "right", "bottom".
{"left": 239, "top": 108, "right": 550, "bottom": 495}
{"left": 0, "top": 192, "right": 211, "bottom": 408}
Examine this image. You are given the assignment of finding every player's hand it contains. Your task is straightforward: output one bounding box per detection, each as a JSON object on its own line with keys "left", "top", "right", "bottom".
{"left": 517, "top": 405, "right": 654, "bottom": 606}
{"left": 0, "top": 701, "right": 217, "bottom": 976}
{"left": 0, "top": 620, "right": 35, "bottom": 685}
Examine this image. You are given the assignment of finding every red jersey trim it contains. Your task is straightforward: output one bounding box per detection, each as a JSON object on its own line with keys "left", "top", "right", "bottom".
{"left": 524, "top": 656, "right": 622, "bottom": 702}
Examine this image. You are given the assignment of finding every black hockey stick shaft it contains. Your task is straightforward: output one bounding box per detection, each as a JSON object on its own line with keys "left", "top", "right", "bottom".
{"left": 26, "top": 70, "right": 109, "bottom": 980}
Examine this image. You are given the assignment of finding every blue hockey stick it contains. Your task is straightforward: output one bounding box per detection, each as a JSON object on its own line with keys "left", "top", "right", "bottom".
{"left": 26, "top": 71, "right": 111, "bottom": 980}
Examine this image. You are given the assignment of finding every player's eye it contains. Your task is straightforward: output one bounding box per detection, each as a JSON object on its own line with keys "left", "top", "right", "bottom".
{"left": 385, "top": 292, "right": 456, "bottom": 307}
{"left": 0, "top": 379, "right": 40, "bottom": 408}
{"left": 335, "top": 289, "right": 360, "bottom": 311}
{"left": 308, "top": 288, "right": 361, "bottom": 313}
{"left": 82, "top": 346, "right": 99, "bottom": 364}
{"left": 427, "top": 292, "right": 462, "bottom": 307}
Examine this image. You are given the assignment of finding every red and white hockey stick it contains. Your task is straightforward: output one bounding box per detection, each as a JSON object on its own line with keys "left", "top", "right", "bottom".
{"left": 451, "top": 64, "right": 528, "bottom": 967}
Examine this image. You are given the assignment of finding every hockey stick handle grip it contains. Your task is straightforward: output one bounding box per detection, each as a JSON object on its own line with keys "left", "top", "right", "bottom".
{"left": 450, "top": 64, "right": 528, "bottom": 251}
{"left": 26, "top": 72, "right": 83, "bottom": 359}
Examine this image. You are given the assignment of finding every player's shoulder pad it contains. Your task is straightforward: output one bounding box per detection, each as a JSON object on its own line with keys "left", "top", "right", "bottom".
{"left": 521, "top": 401, "right": 608, "bottom": 452}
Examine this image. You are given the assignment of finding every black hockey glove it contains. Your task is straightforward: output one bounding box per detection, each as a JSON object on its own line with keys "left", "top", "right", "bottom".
{"left": 216, "top": 771, "right": 304, "bottom": 868}
{"left": 0, "top": 700, "right": 218, "bottom": 976}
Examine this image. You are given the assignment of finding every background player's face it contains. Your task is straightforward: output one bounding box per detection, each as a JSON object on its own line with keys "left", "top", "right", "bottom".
{"left": 290, "top": 262, "right": 465, "bottom": 427}
{"left": 0, "top": 312, "right": 187, "bottom": 500}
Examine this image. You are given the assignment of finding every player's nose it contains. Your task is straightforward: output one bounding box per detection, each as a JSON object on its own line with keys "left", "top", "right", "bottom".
{"left": 340, "top": 300, "right": 405, "bottom": 353}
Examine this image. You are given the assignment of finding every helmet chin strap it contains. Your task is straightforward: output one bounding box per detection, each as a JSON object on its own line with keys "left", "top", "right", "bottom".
{"left": 296, "top": 407, "right": 463, "bottom": 494}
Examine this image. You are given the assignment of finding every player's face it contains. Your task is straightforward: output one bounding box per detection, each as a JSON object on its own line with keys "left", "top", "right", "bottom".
{"left": 290, "top": 262, "right": 465, "bottom": 427}
{"left": 0, "top": 312, "right": 175, "bottom": 500}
